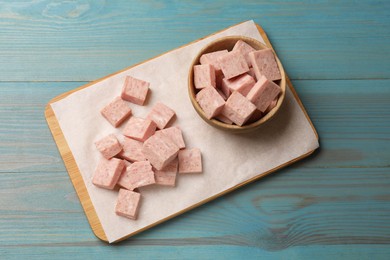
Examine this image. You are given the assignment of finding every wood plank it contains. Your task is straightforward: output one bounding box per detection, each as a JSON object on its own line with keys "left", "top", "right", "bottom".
{"left": 0, "top": 82, "right": 84, "bottom": 173}
{"left": 45, "top": 99, "right": 107, "bottom": 241}
{"left": 1, "top": 168, "right": 389, "bottom": 254}
{"left": 1, "top": 79, "right": 388, "bottom": 173}
{"left": 2, "top": 245, "right": 390, "bottom": 259}
{"left": 0, "top": 1, "right": 389, "bottom": 81}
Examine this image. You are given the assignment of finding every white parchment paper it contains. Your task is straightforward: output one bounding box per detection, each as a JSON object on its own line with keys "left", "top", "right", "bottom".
{"left": 51, "top": 20, "right": 319, "bottom": 243}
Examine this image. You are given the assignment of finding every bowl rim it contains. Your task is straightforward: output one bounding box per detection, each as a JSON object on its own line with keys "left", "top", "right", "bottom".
{"left": 188, "top": 35, "right": 286, "bottom": 133}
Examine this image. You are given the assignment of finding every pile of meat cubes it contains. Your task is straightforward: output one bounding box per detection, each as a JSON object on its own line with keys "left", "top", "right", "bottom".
{"left": 194, "top": 40, "right": 282, "bottom": 126}
{"left": 93, "top": 76, "right": 202, "bottom": 220}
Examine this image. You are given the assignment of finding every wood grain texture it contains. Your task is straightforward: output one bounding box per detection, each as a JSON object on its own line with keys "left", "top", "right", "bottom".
{"left": 45, "top": 100, "right": 107, "bottom": 242}
{"left": 1, "top": 77, "right": 389, "bottom": 257}
{"left": 0, "top": 0, "right": 390, "bottom": 259}
{"left": 0, "top": 1, "right": 389, "bottom": 81}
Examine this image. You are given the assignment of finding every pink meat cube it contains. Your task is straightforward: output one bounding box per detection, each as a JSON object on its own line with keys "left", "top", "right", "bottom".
{"left": 95, "top": 134, "right": 122, "bottom": 159}
{"left": 157, "top": 126, "right": 185, "bottom": 149}
{"left": 154, "top": 158, "right": 178, "bottom": 187}
{"left": 194, "top": 64, "right": 216, "bottom": 89}
{"left": 218, "top": 51, "right": 249, "bottom": 79}
{"left": 115, "top": 189, "right": 141, "bottom": 220}
{"left": 100, "top": 97, "right": 132, "bottom": 127}
{"left": 118, "top": 137, "right": 146, "bottom": 162}
{"left": 247, "top": 109, "right": 263, "bottom": 124}
{"left": 117, "top": 161, "right": 155, "bottom": 190}
{"left": 221, "top": 91, "right": 256, "bottom": 126}
{"left": 92, "top": 158, "right": 125, "bottom": 190}
{"left": 142, "top": 133, "right": 179, "bottom": 170}
{"left": 232, "top": 40, "right": 256, "bottom": 67}
{"left": 219, "top": 77, "right": 230, "bottom": 98}
{"left": 215, "top": 70, "right": 224, "bottom": 89}
{"left": 121, "top": 76, "right": 150, "bottom": 105}
{"left": 146, "top": 102, "right": 176, "bottom": 129}
{"left": 216, "top": 88, "right": 228, "bottom": 101}
{"left": 195, "top": 87, "right": 225, "bottom": 119}
{"left": 199, "top": 49, "right": 228, "bottom": 72}
{"left": 123, "top": 117, "right": 156, "bottom": 142}
{"left": 221, "top": 73, "right": 255, "bottom": 97}
{"left": 215, "top": 114, "right": 233, "bottom": 125}
{"left": 249, "top": 49, "right": 281, "bottom": 81}
{"left": 247, "top": 76, "right": 281, "bottom": 112}
{"left": 265, "top": 98, "right": 278, "bottom": 114}
{"left": 247, "top": 67, "right": 257, "bottom": 81}
{"left": 178, "top": 148, "right": 202, "bottom": 174}
{"left": 124, "top": 160, "right": 132, "bottom": 167}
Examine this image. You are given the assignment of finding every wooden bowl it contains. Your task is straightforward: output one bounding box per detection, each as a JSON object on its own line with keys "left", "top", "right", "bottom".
{"left": 188, "top": 36, "right": 286, "bottom": 133}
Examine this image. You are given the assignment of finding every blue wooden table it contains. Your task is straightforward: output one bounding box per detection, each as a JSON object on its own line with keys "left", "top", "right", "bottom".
{"left": 1, "top": 1, "right": 389, "bottom": 259}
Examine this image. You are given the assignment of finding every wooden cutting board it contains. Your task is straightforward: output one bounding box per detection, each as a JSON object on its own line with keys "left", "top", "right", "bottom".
{"left": 44, "top": 22, "right": 319, "bottom": 243}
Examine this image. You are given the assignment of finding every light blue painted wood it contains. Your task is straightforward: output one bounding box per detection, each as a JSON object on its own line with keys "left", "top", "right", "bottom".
{"left": 0, "top": 0, "right": 389, "bottom": 259}
{"left": 1, "top": 80, "right": 388, "bottom": 172}
{"left": 0, "top": 79, "right": 389, "bottom": 258}
{"left": 0, "top": 1, "right": 389, "bottom": 81}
